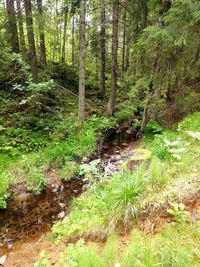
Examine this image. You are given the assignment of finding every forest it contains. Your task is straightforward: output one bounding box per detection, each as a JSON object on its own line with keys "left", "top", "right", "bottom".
{"left": 0, "top": 0, "right": 200, "bottom": 266}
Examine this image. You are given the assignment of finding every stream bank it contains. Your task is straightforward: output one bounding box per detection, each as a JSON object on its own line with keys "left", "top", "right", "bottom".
{"left": 0, "top": 122, "right": 140, "bottom": 261}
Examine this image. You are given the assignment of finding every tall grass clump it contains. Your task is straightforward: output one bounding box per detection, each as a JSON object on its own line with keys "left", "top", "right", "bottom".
{"left": 53, "top": 165, "right": 148, "bottom": 239}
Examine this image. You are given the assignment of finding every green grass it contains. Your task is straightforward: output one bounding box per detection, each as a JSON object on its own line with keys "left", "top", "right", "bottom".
{"left": 36, "top": 223, "right": 200, "bottom": 267}
{"left": 0, "top": 114, "right": 117, "bottom": 208}
{"left": 52, "top": 165, "right": 149, "bottom": 240}
{"left": 52, "top": 112, "right": 200, "bottom": 242}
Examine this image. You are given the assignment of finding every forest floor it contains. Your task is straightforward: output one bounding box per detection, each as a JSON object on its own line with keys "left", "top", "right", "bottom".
{"left": 2, "top": 131, "right": 200, "bottom": 266}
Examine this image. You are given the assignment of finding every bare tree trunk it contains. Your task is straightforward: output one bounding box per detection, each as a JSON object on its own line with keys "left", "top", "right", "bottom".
{"left": 16, "top": 0, "right": 26, "bottom": 54}
{"left": 72, "top": 15, "right": 75, "bottom": 65}
{"left": 99, "top": 0, "right": 106, "bottom": 98}
{"left": 24, "top": 0, "right": 38, "bottom": 83}
{"left": 6, "top": 0, "right": 19, "bottom": 53}
{"left": 61, "top": 4, "right": 68, "bottom": 62}
{"left": 122, "top": 2, "right": 126, "bottom": 76}
{"left": 78, "top": 0, "right": 86, "bottom": 122}
{"left": 107, "top": 0, "right": 119, "bottom": 115}
{"left": 141, "top": 0, "right": 148, "bottom": 29}
{"left": 124, "top": 32, "right": 130, "bottom": 72}
{"left": 37, "top": 0, "right": 47, "bottom": 66}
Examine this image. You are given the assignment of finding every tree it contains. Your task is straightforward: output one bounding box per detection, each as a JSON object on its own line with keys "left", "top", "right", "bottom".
{"left": 107, "top": 0, "right": 119, "bottom": 115}
{"left": 99, "top": 0, "right": 106, "bottom": 98}
{"left": 24, "top": 0, "right": 38, "bottom": 83}
{"left": 61, "top": 3, "right": 69, "bottom": 62}
{"left": 78, "top": 0, "right": 86, "bottom": 122}
{"left": 37, "top": 0, "right": 47, "bottom": 66}
{"left": 16, "top": 0, "right": 26, "bottom": 54}
{"left": 122, "top": 0, "right": 126, "bottom": 76}
{"left": 6, "top": 0, "right": 19, "bottom": 53}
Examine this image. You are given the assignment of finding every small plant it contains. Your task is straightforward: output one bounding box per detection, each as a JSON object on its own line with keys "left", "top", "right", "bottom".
{"left": 167, "top": 202, "right": 189, "bottom": 223}
{"left": 58, "top": 161, "right": 79, "bottom": 181}
{"left": 79, "top": 159, "right": 103, "bottom": 184}
{"left": 149, "top": 156, "right": 169, "bottom": 188}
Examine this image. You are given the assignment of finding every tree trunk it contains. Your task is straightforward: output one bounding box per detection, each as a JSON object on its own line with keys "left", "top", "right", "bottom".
{"left": 99, "top": 0, "right": 106, "bottom": 98}
{"left": 6, "top": 0, "right": 19, "bottom": 53}
{"left": 122, "top": 2, "right": 126, "bottom": 76}
{"left": 16, "top": 0, "right": 26, "bottom": 54}
{"left": 107, "top": 0, "right": 119, "bottom": 115}
{"left": 24, "top": 0, "right": 38, "bottom": 83}
{"left": 61, "top": 4, "right": 68, "bottom": 62}
{"left": 78, "top": 0, "right": 86, "bottom": 122}
{"left": 72, "top": 15, "right": 75, "bottom": 65}
{"left": 124, "top": 30, "right": 130, "bottom": 72}
{"left": 37, "top": 0, "right": 47, "bottom": 66}
{"left": 141, "top": 0, "right": 148, "bottom": 29}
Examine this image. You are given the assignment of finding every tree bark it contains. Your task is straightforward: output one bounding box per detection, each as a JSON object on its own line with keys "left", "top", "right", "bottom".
{"left": 37, "top": 0, "right": 47, "bottom": 66}
{"left": 6, "top": 0, "right": 19, "bottom": 53}
{"left": 24, "top": 0, "right": 38, "bottom": 83}
{"left": 61, "top": 4, "right": 68, "bottom": 62}
{"left": 122, "top": 1, "right": 126, "bottom": 76}
{"left": 78, "top": 0, "right": 86, "bottom": 122}
{"left": 99, "top": 0, "right": 106, "bottom": 98}
{"left": 72, "top": 15, "right": 75, "bottom": 65}
{"left": 141, "top": 0, "right": 148, "bottom": 29}
{"left": 124, "top": 32, "right": 129, "bottom": 72}
{"left": 107, "top": 0, "right": 119, "bottom": 115}
{"left": 16, "top": 0, "right": 26, "bottom": 54}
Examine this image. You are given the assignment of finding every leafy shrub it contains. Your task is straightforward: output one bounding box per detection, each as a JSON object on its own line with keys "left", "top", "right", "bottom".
{"left": 144, "top": 121, "right": 164, "bottom": 138}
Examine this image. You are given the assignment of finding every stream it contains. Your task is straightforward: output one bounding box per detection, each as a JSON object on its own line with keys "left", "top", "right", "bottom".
{"left": 0, "top": 129, "right": 140, "bottom": 257}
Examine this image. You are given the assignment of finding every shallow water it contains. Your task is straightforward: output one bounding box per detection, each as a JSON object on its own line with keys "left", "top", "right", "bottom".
{"left": 0, "top": 130, "right": 138, "bottom": 255}
{"left": 0, "top": 179, "right": 84, "bottom": 254}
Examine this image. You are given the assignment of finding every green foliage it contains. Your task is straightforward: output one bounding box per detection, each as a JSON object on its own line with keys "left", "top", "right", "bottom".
{"left": 178, "top": 112, "right": 200, "bottom": 132}
{"left": 53, "top": 165, "right": 148, "bottom": 239}
{"left": 58, "top": 161, "right": 79, "bottom": 181}
{"left": 149, "top": 156, "right": 169, "bottom": 188}
{"left": 52, "top": 224, "right": 200, "bottom": 267}
{"left": 167, "top": 202, "right": 190, "bottom": 223}
{"left": 144, "top": 121, "right": 164, "bottom": 137}
{"left": 0, "top": 173, "right": 11, "bottom": 209}
{"left": 109, "top": 166, "right": 146, "bottom": 225}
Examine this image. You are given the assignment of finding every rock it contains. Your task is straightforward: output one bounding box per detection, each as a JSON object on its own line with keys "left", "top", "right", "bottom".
{"left": 59, "top": 203, "right": 65, "bottom": 209}
{"left": 0, "top": 255, "right": 6, "bottom": 265}
{"left": 126, "top": 129, "right": 132, "bottom": 134}
{"left": 57, "top": 211, "right": 65, "bottom": 219}
{"left": 82, "top": 157, "right": 89, "bottom": 163}
{"left": 73, "top": 190, "right": 79, "bottom": 194}
{"left": 122, "top": 142, "right": 128, "bottom": 146}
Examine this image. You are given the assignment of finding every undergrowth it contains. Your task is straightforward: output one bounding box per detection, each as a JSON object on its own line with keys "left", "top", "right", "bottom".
{"left": 52, "top": 112, "right": 200, "bottom": 242}
{"left": 0, "top": 114, "right": 117, "bottom": 208}
{"left": 36, "top": 223, "right": 200, "bottom": 267}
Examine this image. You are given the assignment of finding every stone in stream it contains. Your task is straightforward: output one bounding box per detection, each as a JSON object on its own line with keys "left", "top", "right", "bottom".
{"left": 0, "top": 255, "right": 7, "bottom": 266}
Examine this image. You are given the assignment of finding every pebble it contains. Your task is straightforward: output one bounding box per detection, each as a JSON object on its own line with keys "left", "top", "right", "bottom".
{"left": 82, "top": 157, "right": 88, "bottom": 163}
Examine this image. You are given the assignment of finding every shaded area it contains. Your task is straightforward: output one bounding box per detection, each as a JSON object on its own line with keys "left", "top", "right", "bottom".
{"left": 0, "top": 179, "right": 84, "bottom": 254}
